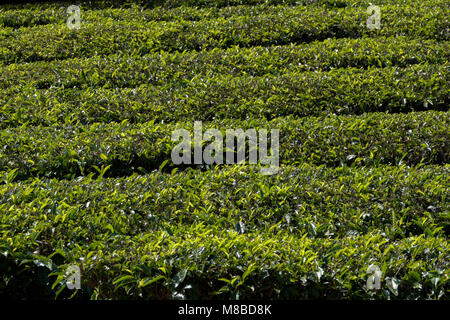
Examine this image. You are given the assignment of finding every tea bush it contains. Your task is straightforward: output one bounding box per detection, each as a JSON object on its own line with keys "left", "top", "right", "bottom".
{"left": 0, "top": 4, "right": 448, "bottom": 65}
{"left": 1, "top": 37, "right": 448, "bottom": 89}
{"left": 0, "top": 64, "right": 448, "bottom": 128}
{"left": 1, "top": 165, "right": 449, "bottom": 299}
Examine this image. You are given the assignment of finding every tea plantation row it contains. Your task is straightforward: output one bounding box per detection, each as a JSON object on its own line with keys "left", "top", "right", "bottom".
{"left": 1, "top": 0, "right": 445, "bottom": 11}
{"left": 1, "top": 0, "right": 448, "bottom": 28}
{"left": 1, "top": 36, "right": 448, "bottom": 89}
{"left": 1, "top": 4, "right": 448, "bottom": 65}
{"left": 1, "top": 111, "right": 448, "bottom": 180}
{"left": 1, "top": 164, "right": 448, "bottom": 299}
{"left": 1, "top": 64, "right": 448, "bottom": 128}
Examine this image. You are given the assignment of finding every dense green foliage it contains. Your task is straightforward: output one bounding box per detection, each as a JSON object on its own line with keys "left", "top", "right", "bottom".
{"left": 1, "top": 112, "right": 448, "bottom": 179}
{"left": 1, "top": 3, "right": 448, "bottom": 65}
{"left": 2, "top": 37, "right": 448, "bottom": 89}
{"left": 0, "top": 0, "right": 448, "bottom": 300}
{"left": 1, "top": 65, "right": 448, "bottom": 127}
{"left": 1, "top": 164, "right": 449, "bottom": 299}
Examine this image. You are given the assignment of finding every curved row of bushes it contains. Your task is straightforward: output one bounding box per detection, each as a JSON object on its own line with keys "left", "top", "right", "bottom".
{"left": 1, "top": 111, "right": 448, "bottom": 179}
{"left": 0, "top": 0, "right": 442, "bottom": 11}
{"left": 1, "top": 1, "right": 447, "bottom": 28}
{"left": 0, "top": 4, "right": 357, "bottom": 28}
{"left": 1, "top": 4, "right": 448, "bottom": 65}
{"left": 2, "top": 163, "right": 448, "bottom": 238}
{"left": 1, "top": 164, "right": 448, "bottom": 299}
{"left": 1, "top": 36, "right": 448, "bottom": 89}
{"left": 1, "top": 64, "right": 447, "bottom": 128}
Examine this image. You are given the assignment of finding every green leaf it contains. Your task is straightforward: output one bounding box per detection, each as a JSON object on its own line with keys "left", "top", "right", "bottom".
{"left": 139, "top": 275, "right": 165, "bottom": 288}
{"left": 112, "top": 275, "right": 135, "bottom": 287}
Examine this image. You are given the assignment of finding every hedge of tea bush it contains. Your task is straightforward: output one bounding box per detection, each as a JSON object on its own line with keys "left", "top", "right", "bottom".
{"left": 0, "top": 111, "right": 448, "bottom": 179}
{"left": 1, "top": 0, "right": 448, "bottom": 28}
{"left": 1, "top": 36, "right": 448, "bottom": 89}
{"left": 0, "top": 64, "right": 448, "bottom": 128}
{"left": 0, "top": 3, "right": 448, "bottom": 65}
{"left": 1, "top": 164, "right": 449, "bottom": 299}
{"left": 1, "top": 0, "right": 446, "bottom": 11}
